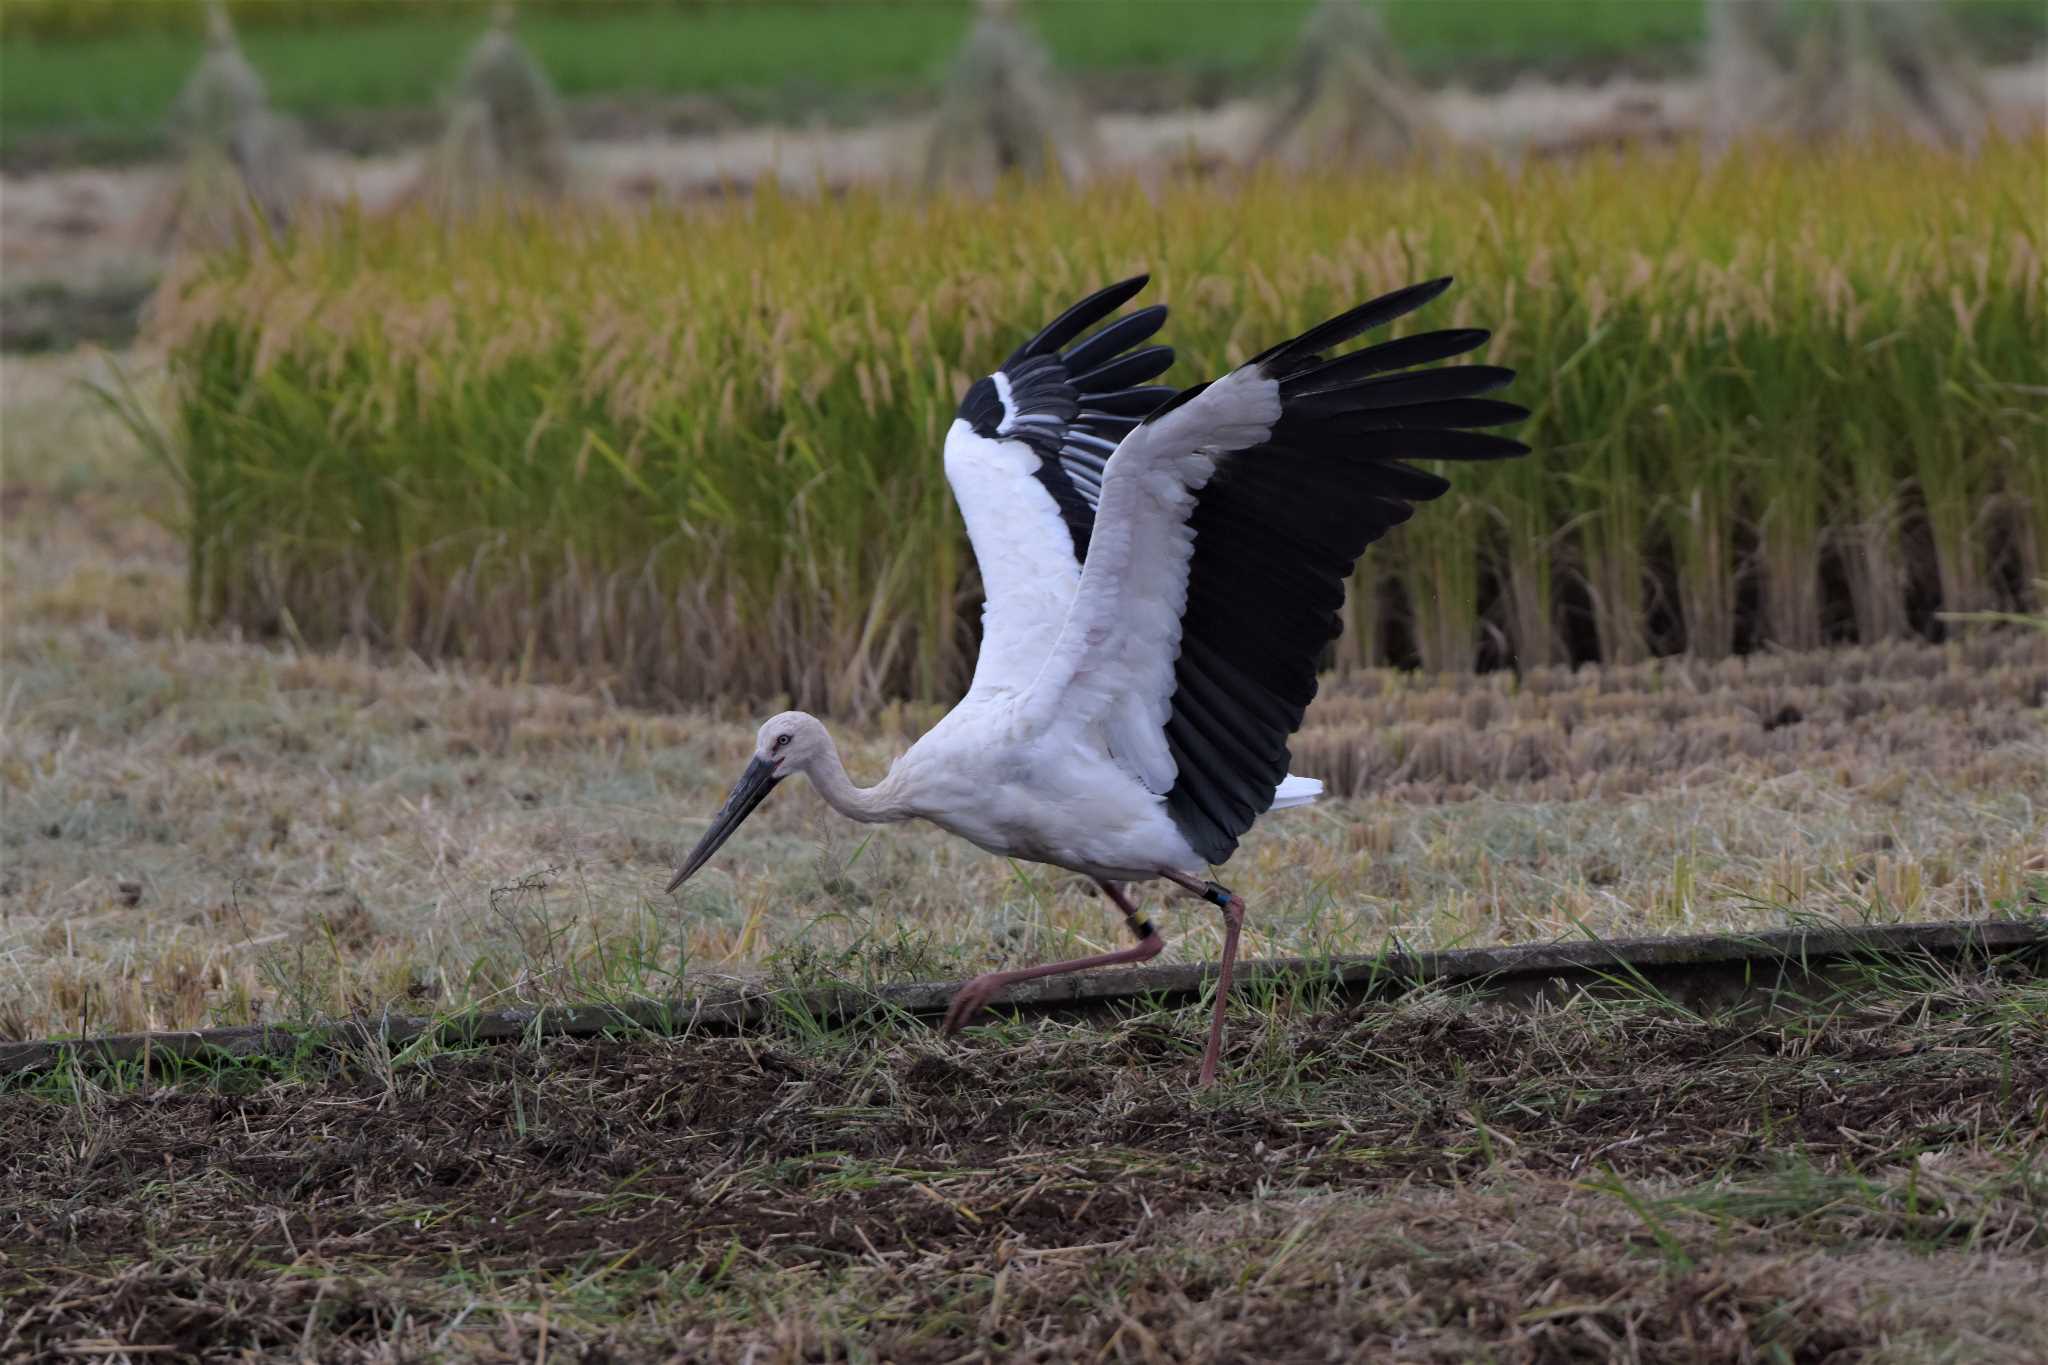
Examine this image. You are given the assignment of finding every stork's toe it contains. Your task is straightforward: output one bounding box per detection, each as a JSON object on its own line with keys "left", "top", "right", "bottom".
{"left": 941, "top": 974, "right": 1001, "bottom": 1035}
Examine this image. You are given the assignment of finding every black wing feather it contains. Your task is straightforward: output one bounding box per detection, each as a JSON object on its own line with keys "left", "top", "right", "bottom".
{"left": 1159, "top": 278, "right": 1528, "bottom": 864}
{"left": 1060, "top": 305, "right": 1168, "bottom": 374}
{"left": 1246, "top": 277, "right": 1455, "bottom": 371}
{"left": 961, "top": 279, "right": 1179, "bottom": 563}
{"left": 1003, "top": 275, "right": 1153, "bottom": 369}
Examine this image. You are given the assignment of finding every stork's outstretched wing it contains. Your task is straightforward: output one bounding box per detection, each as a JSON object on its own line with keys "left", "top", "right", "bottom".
{"left": 943, "top": 277, "right": 1176, "bottom": 696}
{"left": 1019, "top": 278, "right": 1530, "bottom": 865}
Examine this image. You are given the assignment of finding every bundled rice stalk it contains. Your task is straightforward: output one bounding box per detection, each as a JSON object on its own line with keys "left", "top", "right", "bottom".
{"left": 1705, "top": 0, "right": 1791, "bottom": 152}
{"left": 153, "top": 1, "right": 308, "bottom": 251}
{"left": 410, "top": 3, "right": 572, "bottom": 215}
{"left": 924, "top": 0, "right": 1098, "bottom": 192}
{"left": 147, "top": 138, "right": 2046, "bottom": 709}
{"left": 1259, "top": 0, "right": 1443, "bottom": 169}
{"left": 1708, "top": 0, "right": 1993, "bottom": 148}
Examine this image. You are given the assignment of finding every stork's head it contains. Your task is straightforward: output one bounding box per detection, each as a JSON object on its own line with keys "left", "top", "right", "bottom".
{"left": 665, "top": 711, "right": 824, "bottom": 892}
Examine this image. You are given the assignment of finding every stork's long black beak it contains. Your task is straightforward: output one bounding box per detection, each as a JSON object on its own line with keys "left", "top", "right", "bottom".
{"left": 666, "top": 756, "right": 783, "bottom": 893}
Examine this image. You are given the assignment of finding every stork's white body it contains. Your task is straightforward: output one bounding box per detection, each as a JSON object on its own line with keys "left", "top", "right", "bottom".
{"left": 667, "top": 274, "right": 1526, "bottom": 1084}
{"left": 890, "top": 396, "right": 1322, "bottom": 884}
{"left": 890, "top": 701, "right": 1205, "bottom": 882}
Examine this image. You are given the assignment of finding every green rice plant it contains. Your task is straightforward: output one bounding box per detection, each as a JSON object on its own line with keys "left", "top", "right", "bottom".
{"left": 149, "top": 135, "right": 2047, "bottom": 709}
{"left": 1386, "top": 486, "right": 1487, "bottom": 673}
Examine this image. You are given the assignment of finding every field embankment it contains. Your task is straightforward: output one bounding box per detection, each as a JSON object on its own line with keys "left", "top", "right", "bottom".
{"left": 148, "top": 137, "right": 2047, "bottom": 712}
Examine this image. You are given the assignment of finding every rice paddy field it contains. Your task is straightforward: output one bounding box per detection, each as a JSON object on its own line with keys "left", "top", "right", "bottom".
{"left": 4, "top": 109, "right": 2048, "bottom": 1362}
{"left": 150, "top": 137, "right": 2047, "bottom": 709}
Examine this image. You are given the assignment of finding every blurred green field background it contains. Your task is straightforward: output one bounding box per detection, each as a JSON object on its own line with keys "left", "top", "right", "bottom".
{"left": 145, "top": 134, "right": 2046, "bottom": 714}
{"left": 7, "top": 0, "right": 2044, "bottom": 163}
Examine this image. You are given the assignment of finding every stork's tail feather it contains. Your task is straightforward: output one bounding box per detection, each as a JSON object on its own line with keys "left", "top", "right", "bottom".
{"left": 1270, "top": 773, "right": 1323, "bottom": 810}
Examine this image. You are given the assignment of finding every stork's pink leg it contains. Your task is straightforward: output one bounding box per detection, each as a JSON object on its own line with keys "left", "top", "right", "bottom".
{"left": 940, "top": 881, "right": 1163, "bottom": 1035}
{"left": 1199, "top": 891, "right": 1246, "bottom": 1088}
{"left": 1161, "top": 870, "right": 1246, "bottom": 1088}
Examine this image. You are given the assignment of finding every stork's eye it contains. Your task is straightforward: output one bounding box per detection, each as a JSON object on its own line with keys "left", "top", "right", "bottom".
{"left": 773, "top": 734, "right": 792, "bottom": 750}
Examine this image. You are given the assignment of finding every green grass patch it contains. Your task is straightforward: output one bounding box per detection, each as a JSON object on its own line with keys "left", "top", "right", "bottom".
{"left": 144, "top": 137, "right": 2048, "bottom": 709}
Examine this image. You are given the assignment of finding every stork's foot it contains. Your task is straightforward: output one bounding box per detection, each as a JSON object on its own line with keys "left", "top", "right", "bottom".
{"left": 937, "top": 905, "right": 1167, "bottom": 1039}
{"left": 940, "top": 972, "right": 1014, "bottom": 1036}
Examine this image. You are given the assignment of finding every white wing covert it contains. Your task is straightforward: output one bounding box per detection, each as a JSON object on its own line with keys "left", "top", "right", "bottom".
{"left": 1021, "top": 278, "right": 1532, "bottom": 864}
{"left": 943, "top": 276, "right": 1177, "bottom": 698}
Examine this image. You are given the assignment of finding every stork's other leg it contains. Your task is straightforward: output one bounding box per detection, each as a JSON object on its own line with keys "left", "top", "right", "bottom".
{"left": 939, "top": 881, "right": 1164, "bottom": 1036}
{"left": 1161, "top": 869, "right": 1247, "bottom": 1088}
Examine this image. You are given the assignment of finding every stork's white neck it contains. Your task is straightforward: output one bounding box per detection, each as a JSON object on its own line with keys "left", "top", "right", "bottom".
{"left": 798, "top": 730, "right": 911, "bottom": 825}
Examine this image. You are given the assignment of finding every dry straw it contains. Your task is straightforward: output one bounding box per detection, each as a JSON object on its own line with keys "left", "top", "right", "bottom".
{"left": 146, "top": 136, "right": 2046, "bottom": 713}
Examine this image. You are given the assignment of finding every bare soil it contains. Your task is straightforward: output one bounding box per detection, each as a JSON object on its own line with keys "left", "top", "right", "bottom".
{"left": 7, "top": 973, "right": 2045, "bottom": 1361}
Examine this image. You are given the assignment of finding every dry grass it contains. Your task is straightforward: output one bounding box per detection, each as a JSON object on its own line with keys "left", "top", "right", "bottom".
{"left": 5, "top": 351, "right": 2044, "bottom": 1041}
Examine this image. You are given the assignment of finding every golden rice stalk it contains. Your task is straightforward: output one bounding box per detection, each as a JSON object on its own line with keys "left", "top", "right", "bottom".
{"left": 153, "top": 1, "right": 308, "bottom": 251}
{"left": 1259, "top": 0, "right": 1443, "bottom": 169}
{"left": 924, "top": 0, "right": 1098, "bottom": 192}
{"left": 410, "top": 3, "right": 572, "bottom": 215}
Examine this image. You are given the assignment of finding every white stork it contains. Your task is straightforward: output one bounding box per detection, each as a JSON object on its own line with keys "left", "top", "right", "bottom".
{"left": 668, "top": 275, "right": 1527, "bottom": 1085}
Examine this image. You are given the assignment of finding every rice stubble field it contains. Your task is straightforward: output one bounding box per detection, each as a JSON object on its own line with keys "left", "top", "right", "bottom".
{"left": 4, "top": 359, "right": 2043, "bottom": 1040}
